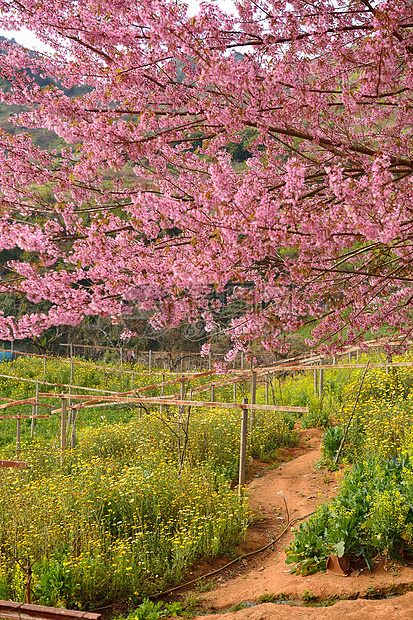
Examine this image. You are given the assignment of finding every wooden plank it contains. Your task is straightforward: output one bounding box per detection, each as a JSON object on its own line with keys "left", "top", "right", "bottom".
{"left": 0, "top": 460, "right": 28, "bottom": 469}
{"left": 0, "top": 600, "right": 101, "bottom": 620}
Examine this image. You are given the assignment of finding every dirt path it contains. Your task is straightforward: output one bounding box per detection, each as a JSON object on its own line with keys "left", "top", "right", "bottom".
{"left": 190, "top": 429, "right": 413, "bottom": 619}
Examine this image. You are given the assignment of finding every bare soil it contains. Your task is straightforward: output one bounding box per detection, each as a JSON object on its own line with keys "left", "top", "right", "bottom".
{"left": 187, "top": 429, "right": 413, "bottom": 619}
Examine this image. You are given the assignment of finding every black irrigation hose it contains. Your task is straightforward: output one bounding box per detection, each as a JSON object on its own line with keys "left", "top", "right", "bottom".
{"left": 153, "top": 511, "right": 315, "bottom": 599}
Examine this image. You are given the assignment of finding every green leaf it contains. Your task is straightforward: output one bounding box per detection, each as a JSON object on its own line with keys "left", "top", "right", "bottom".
{"left": 333, "top": 541, "right": 345, "bottom": 558}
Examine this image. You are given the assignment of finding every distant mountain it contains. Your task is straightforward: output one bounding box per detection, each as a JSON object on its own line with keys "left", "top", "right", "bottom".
{"left": 0, "top": 35, "right": 92, "bottom": 151}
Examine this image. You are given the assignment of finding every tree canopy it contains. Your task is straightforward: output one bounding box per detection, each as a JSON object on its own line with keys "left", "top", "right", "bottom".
{"left": 0, "top": 0, "right": 412, "bottom": 358}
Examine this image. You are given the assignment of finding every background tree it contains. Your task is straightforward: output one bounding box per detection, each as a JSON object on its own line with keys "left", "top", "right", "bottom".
{"left": 0, "top": 0, "right": 412, "bottom": 358}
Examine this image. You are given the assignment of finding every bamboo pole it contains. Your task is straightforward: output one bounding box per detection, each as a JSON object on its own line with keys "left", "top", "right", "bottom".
{"left": 43, "top": 392, "right": 309, "bottom": 413}
{"left": 71, "top": 408, "right": 77, "bottom": 449}
{"left": 334, "top": 361, "right": 370, "bottom": 464}
{"left": 250, "top": 371, "right": 257, "bottom": 429}
{"left": 61, "top": 398, "right": 67, "bottom": 452}
{"left": 318, "top": 359, "right": 324, "bottom": 400}
{"left": 16, "top": 416, "right": 21, "bottom": 457}
{"left": 68, "top": 344, "right": 74, "bottom": 437}
{"left": 160, "top": 373, "right": 165, "bottom": 414}
{"left": 31, "top": 380, "right": 39, "bottom": 439}
{"left": 238, "top": 398, "right": 248, "bottom": 494}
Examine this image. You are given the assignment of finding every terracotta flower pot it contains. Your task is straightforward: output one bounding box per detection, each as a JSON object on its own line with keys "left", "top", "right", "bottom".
{"left": 326, "top": 554, "right": 351, "bottom": 576}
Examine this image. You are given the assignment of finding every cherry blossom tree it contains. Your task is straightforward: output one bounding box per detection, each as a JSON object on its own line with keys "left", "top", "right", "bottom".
{"left": 0, "top": 0, "right": 412, "bottom": 356}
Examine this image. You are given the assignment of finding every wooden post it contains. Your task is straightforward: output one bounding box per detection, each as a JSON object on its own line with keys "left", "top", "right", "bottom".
{"left": 233, "top": 381, "right": 237, "bottom": 403}
{"left": 265, "top": 373, "right": 269, "bottom": 405}
{"left": 61, "top": 398, "right": 67, "bottom": 452}
{"left": 314, "top": 367, "right": 318, "bottom": 396}
{"left": 71, "top": 408, "right": 77, "bottom": 449}
{"left": 180, "top": 355, "right": 183, "bottom": 373}
{"left": 31, "top": 380, "right": 39, "bottom": 439}
{"left": 160, "top": 373, "right": 165, "bottom": 414}
{"left": 250, "top": 371, "right": 257, "bottom": 428}
{"left": 348, "top": 351, "right": 351, "bottom": 363}
{"left": 188, "top": 355, "right": 191, "bottom": 371}
{"left": 211, "top": 384, "right": 215, "bottom": 402}
{"left": 16, "top": 416, "right": 21, "bottom": 457}
{"left": 238, "top": 398, "right": 248, "bottom": 494}
{"left": 149, "top": 350, "right": 152, "bottom": 371}
{"left": 241, "top": 351, "right": 244, "bottom": 369}
{"left": 318, "top": 359, "right": 324, "bottom": 400}
{"left": 181, "top": 378, "right": 185, "bottom": 401}
{"left": 356, "top": 349, "right": 360, "bottom": 363}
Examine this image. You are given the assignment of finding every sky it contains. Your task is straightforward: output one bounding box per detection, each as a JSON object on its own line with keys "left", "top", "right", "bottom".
{"left": 0, "top": 0, "right": 237, "bottom": 52}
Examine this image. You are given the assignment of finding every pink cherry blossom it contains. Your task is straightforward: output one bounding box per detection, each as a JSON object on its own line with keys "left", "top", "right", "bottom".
{"left": 0, "top": 0, "right": 412, "bottom": 352}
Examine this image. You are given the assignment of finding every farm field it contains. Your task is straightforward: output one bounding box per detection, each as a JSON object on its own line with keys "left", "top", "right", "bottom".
{"left": 2, "top": 2, "right": 413, "bottom": 619}
{"left": 2, "top": 351, "right": 413, "bottom": 617}
{"left": 0, "top": 353, "right": 299, "bottom": 609}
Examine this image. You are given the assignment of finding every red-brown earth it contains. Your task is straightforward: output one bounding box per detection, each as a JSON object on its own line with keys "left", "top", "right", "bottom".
{"left": 180, "top": 429, "right": 413, "bottom": 619}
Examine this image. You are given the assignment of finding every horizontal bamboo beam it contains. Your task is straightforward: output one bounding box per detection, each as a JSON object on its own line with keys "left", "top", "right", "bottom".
{"left": 39, "top": 393, "right": 309, "bottom": 413}
{"left": 0, "top": 373, "right": 120, "bottom": 394}
{"left": 0, "top": 398, "right": 35, "bottom": 410}
{"left": 0, "top": 415, "right": 49, "bottom": 419}
{"left": 260, "top": 361, "right": 413, "bottom": 372}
